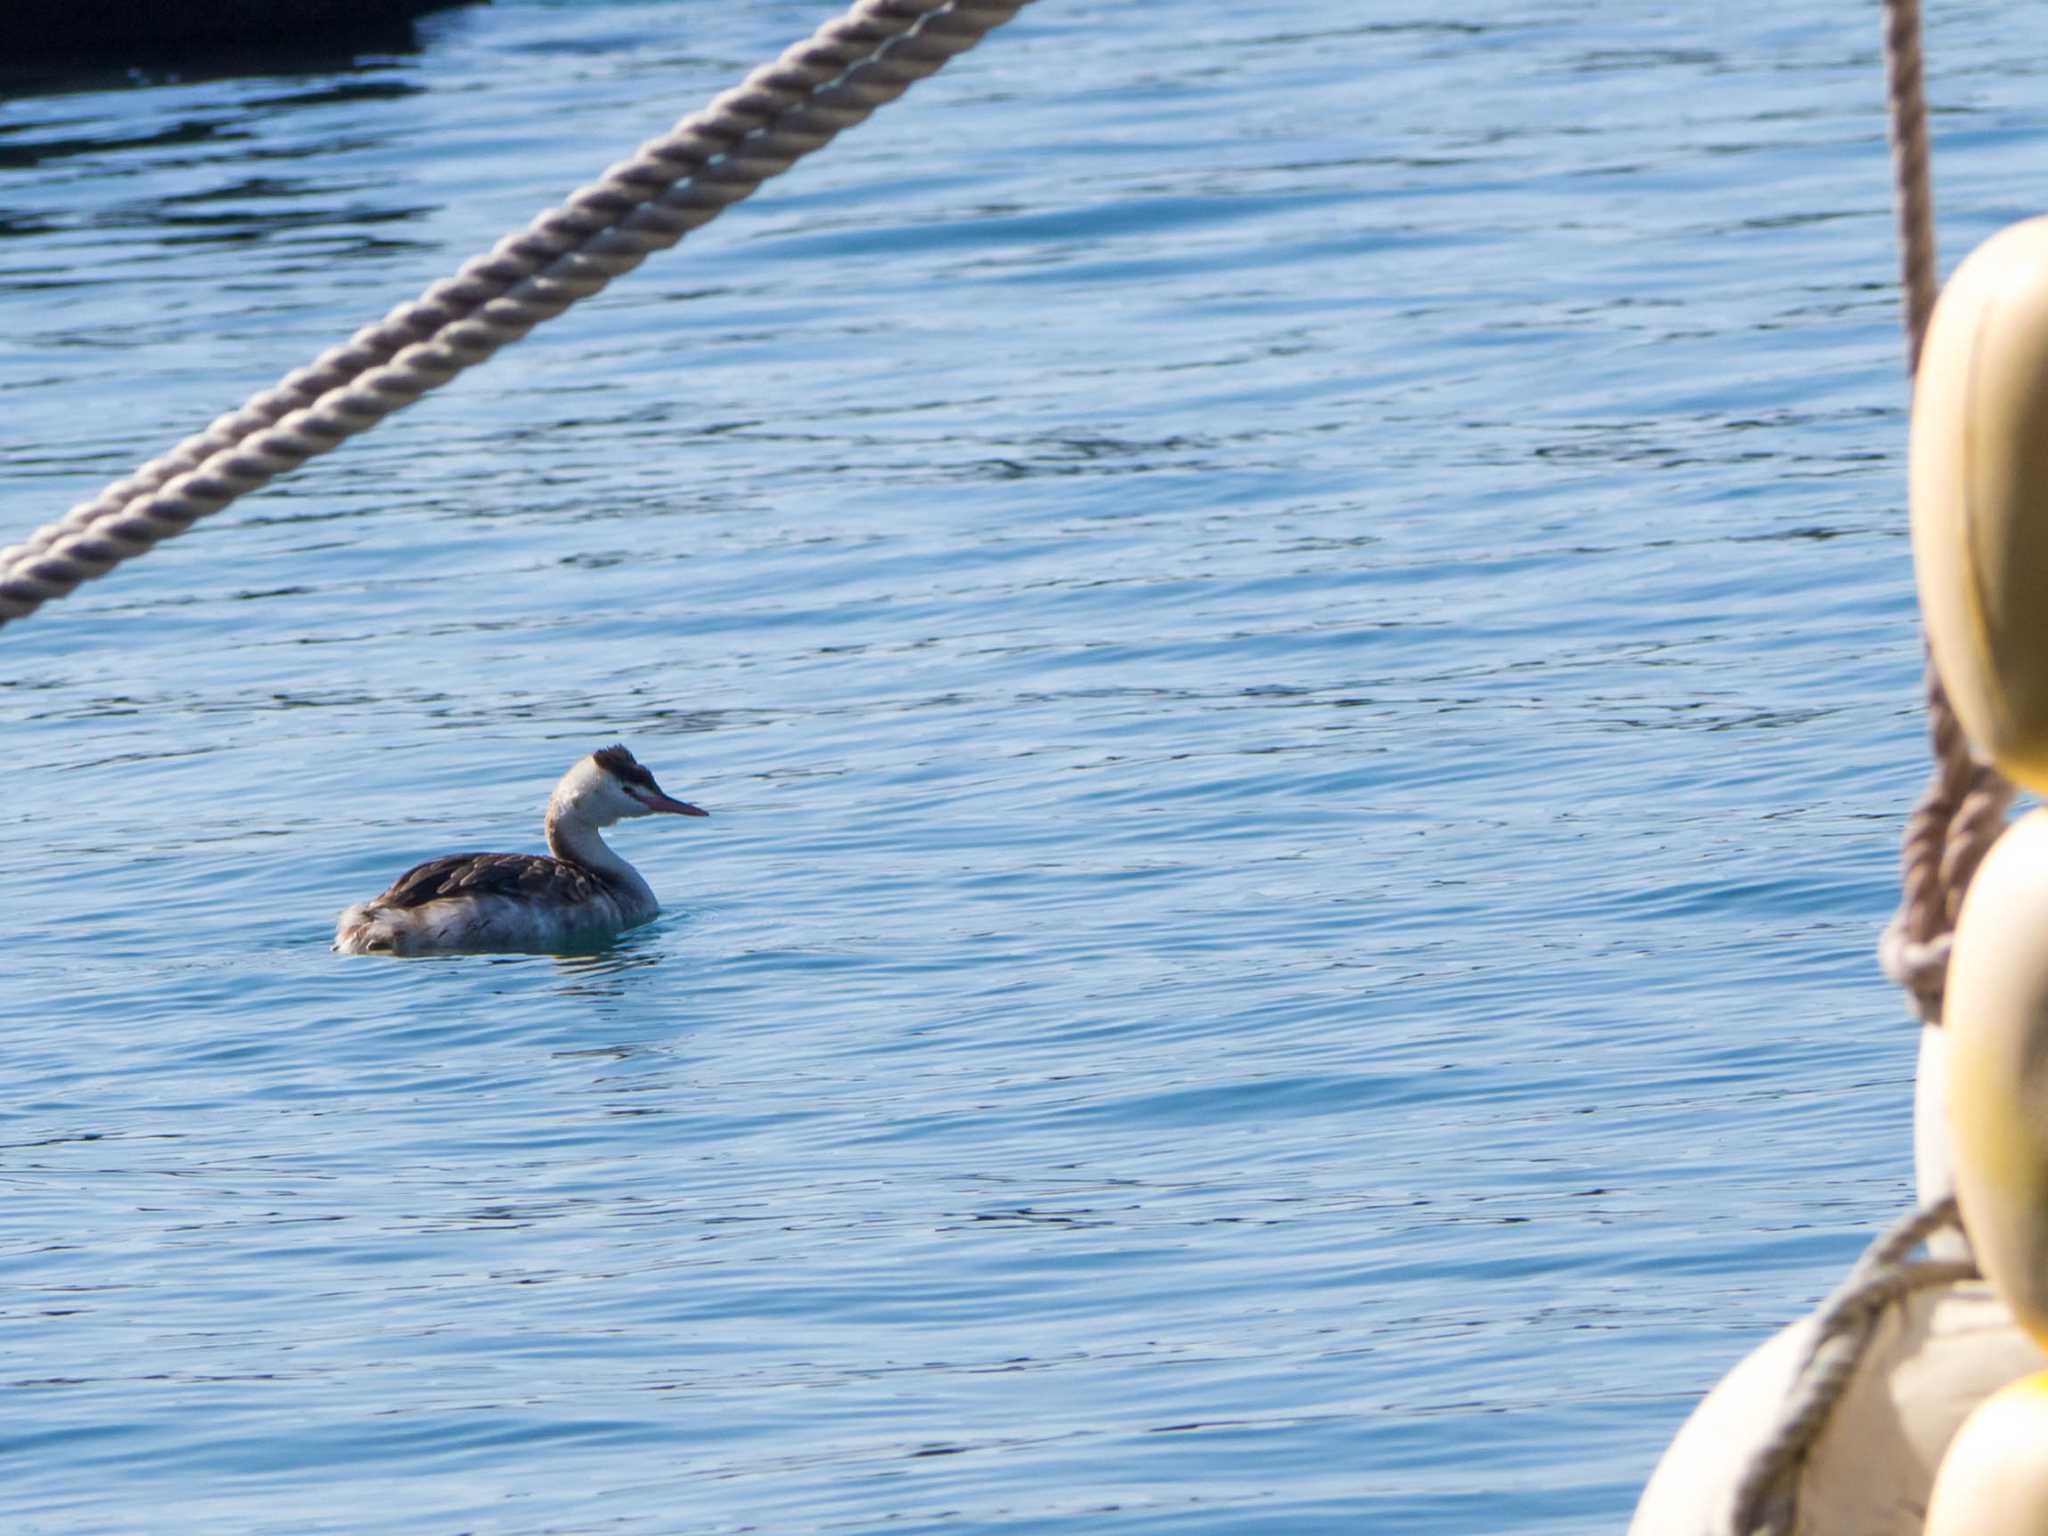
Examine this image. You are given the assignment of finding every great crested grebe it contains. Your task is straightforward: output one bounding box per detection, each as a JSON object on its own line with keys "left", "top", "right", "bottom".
{"left": 333, "top": 744, "right": 708, "bottom": 956}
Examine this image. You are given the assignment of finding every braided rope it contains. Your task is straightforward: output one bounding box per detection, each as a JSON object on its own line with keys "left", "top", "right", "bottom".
{"left": 0, "top": 0, "right": 1031, "bottom": 628}
{"left": 1727, "top": 1196, "right": 1979, "bottom": 1536}
{"left": 1874, "top": 0, "right": 2015, "bottom": 1025}
{"left": 1724, "top": 15, "right": 2014, "bottom": 1532}
{"left": 1885, "top": 0, "right": 1938, "bottom": 380}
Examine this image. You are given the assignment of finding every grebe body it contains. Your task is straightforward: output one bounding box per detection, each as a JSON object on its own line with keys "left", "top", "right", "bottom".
{"left": 334, "top": 745, "right": 707, "bottom": 956}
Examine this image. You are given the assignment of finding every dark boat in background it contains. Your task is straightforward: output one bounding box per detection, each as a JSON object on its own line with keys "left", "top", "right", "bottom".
{"left": 1, "top": 0, "right": 478, "bottom": 52}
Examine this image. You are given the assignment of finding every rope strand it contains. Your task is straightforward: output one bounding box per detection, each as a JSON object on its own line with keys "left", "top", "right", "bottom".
{"left": 1884, "top": 0, "right": 1939, "bottom": 374}
{"left": 1875, "top": 0, "right": 2012, "bottom": 1025}
{"left": 0, "top": 0, "right": 1032, "bottom": 628}
{"left": 1726, "top": 1197, "right": 1979, "bottom": 1536}
{"left": 1731, "top": 14, "right": 2007, "bottom": 1534}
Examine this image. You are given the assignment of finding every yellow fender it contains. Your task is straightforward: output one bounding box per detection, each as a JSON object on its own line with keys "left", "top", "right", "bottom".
{"left": 1944, "top": 811, "right": 2048, "bottom": 1337}
{"left": 1912, "top": 217, "right": 2048, "bottom": 787}
{"left": 1628, "top": 1282, "right": 2039, "bottom": 1535}
{"left": 1927, "top": 1375, "right": 2048, "bottom": 1531}
{"left": 1924, "top": 811, "right": 2048, "bottom": 1533}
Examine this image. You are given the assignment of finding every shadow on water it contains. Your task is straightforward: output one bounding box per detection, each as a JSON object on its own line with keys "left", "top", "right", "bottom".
{"left": 0, "top": 11, "right": 478, "bottom": 269}
{"left": 0, "top": 1, "right": 479, "bottom": 68}
{"left": 423, "top": 924, "right": 678, "bottom": 985}
{"left": 547, "top": 933, "right": 672, "bottom": 985}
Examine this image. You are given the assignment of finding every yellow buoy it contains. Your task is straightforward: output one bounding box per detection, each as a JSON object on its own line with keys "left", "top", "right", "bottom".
{"left": 1944, "top": 811, "right": 2048, "bottom": 1339}
{"left": 1627, "top": 1282, "right": 2040, "bottom": 1536}
{"left": 1926, "top": 810, "right": 2048, "bottom": 1534}
{"left": 1911, "top": 216, "right": 2048, "bottom": 789}
{"left": 1926, "top": 1374, "right": 2048, "bottom": 1532}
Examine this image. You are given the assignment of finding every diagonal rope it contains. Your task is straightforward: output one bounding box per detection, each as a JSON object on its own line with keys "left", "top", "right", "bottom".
{"left": 1874, "top": 0, "right": 2013, "bottom": 1025}
{"left": 0, "top": 0, "right": 1032, "bottom": 629}
{"left": 1726, "top": 1196, "right": 1979, "bottom": 1536}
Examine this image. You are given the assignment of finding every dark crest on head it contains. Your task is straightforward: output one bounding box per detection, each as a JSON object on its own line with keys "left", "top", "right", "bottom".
{"left": 593, "top": 743, "right": 658, "bottom": 791}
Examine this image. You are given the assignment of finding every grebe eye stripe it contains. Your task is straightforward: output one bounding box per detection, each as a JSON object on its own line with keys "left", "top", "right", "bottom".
{"left": 593, "top": 744, "right": 655, "bottom": 788}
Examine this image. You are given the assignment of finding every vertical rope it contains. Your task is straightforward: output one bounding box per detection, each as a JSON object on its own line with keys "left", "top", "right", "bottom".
{"left": 1885, "top": 0, "right": 1938, "bottom": 376}
{"left": 1876, "top": 0, "right": 2014, "bottom": 1025}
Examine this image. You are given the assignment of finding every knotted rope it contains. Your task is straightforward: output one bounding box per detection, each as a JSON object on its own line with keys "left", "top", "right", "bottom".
{"left": 1874, "top": 0, "right": 2014, "bottom": 1024}
{"left": 1722, "top": 10, "right": 2018, "bottom": 1531}
{"left": 1726, "top": 1196, "right": 1979, "bottom": 1536}
{"left": 0, "top": 0, "right": 1032, "bottom": 629}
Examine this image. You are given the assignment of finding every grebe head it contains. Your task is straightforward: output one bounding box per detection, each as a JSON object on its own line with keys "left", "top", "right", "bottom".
{"left": 553, "top": 744, "right": 709, "bottom": 828}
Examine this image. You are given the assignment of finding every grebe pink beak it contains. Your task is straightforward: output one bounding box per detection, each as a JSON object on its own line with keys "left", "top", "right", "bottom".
{"left": 633, "top": 786, "right": 709, "bottom": 817}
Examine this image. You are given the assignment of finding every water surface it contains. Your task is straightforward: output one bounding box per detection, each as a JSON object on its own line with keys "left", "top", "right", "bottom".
{"left": 1, "top": 2, "right": 2035, "bottom": 1530}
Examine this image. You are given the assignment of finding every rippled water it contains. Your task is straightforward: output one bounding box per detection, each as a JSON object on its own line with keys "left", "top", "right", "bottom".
{"left": 1, "top": 2, "right": 2037, "bottom": 1529}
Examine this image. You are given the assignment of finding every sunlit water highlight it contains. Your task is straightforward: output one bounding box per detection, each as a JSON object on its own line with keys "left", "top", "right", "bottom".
{"left": 1, "top": 2, "right": 2038, "bottom": 1530}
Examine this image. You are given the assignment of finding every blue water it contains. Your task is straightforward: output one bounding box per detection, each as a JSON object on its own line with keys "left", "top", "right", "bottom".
{"left": 0, "top": 1, "right": 2035, "bottom": 1528}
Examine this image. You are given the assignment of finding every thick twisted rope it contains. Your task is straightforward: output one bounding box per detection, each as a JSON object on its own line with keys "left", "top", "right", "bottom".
{"left": 1874, "top": 0, "right": 2015, "bottom": 1024}
{"left": 1726, "top": 1196, "right": 1979, "bottom": 1536}
{"left": 0, "top": 0, "right": 1031, "bottom": 628}
{"left": 1885, "top": 0, "right": 1939, "bottom": 380}
{"left": 1725, "top": 14, "right": 2011, "bottom": 1532}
